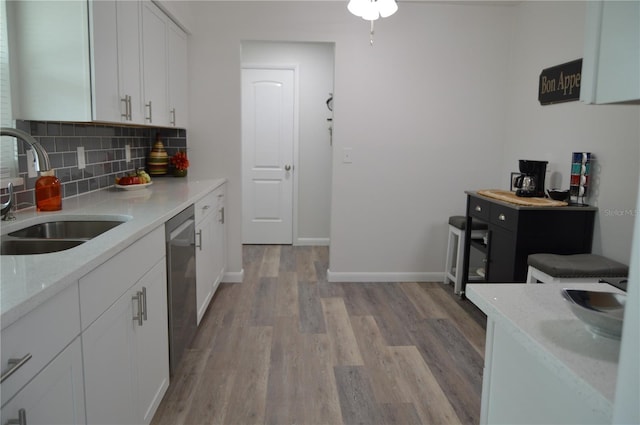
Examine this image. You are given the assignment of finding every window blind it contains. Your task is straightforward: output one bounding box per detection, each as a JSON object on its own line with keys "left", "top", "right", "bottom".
{"left": 1, "top": 0, "right": 19, "bottom": 181}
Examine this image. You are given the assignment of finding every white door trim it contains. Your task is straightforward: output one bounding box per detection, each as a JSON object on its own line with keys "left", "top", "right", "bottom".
{"left": 241, "top": 63, "right": 300, "bottom": 244}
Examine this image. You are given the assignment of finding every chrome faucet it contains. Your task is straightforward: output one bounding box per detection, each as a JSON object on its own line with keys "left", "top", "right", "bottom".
{"left": 1, "top": 127, "right": 52, "bottom": 220}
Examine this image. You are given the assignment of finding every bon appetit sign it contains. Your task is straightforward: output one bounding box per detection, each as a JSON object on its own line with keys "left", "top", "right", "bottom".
{"left": 538, "top": 59, "right": 582, "bottom": 105}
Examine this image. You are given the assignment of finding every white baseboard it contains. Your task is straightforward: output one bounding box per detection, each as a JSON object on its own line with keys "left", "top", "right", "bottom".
{"left": 295, "top": 237, "right": 330, "bottom": 246}
{"left": 327, "top": 269, "right": 445, "bottom": 283}
{"left": 223, "top": 269, "right": 244, "bottom": 283}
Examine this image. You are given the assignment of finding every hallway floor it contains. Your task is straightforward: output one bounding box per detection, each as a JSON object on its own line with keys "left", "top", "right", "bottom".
{"left": 152, "top": 245, "right": 486, "bottom": 425}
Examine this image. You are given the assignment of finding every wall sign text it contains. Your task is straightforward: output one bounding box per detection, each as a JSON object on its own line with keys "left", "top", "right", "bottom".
{"left": 538, "top": 59, "right": 582, "bottom": 105}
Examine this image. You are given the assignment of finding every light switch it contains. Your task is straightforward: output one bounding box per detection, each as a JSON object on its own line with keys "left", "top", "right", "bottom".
{"left": 343, "top": 147, "right": 353, "bottom": 164}
{"left": 77, "top": 146, "right": 86, "bottom": 170}
{"left": 125, "top": 144, "right": 131, "bottom": 163}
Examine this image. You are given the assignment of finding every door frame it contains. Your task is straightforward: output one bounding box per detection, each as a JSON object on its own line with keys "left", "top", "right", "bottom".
{"left": 241, "top": 63, "right": 300, "bottom": 244}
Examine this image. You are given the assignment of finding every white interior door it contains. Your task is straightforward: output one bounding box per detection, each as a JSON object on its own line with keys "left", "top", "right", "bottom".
{"left": 242, "top": 68, "right": 295, "bottom": 244}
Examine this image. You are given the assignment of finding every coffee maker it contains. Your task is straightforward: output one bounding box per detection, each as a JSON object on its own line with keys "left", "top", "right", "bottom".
{"left": 514, "top": 160, "right": 548, "bottom": 197}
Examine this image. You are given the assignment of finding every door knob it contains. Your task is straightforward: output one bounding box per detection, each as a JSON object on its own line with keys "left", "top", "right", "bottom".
{"left": 284, "top": 164, "right": 292, "bottom": 171}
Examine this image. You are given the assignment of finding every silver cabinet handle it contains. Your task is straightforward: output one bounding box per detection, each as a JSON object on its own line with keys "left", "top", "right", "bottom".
{"left": 7, "top": 408, "right": 26, "bottom": 425}
{"left": 284, "top": 164, "right": 291, "bottom": 171}
{"left": 145, "top": 101, "right": 153, "bottom": 123}
{"left": 141, "top": 287, "right": 148, "bottom": 322}
{"left": 202, "top": 205, "right": 211, "bottom": 211}
{"left": 475, "top": 205, "right": 482, "bottom": 212}
{"left": 196, "top": 229, "right": 203, "bottom": 250}
{"left": 219, "top": 207, "right": 225, "bottom": 224}
{"left": 1, "top": 353, "right": 32, "bottom": 383}
{"left": 121, "top": 95, "right": 131, "bottom": 121}
{"left": 170, "top": 108, "right": 176, "bottom": 126}
{"left": 498, "top": 213, "right": 506, "bottom": 221}
{"left": 132, "top": 291, "right": 143, "bottom": 326}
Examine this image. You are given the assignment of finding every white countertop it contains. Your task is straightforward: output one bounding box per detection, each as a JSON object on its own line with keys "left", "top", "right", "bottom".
{"left": 1, "top": 177, "right": 226, "bottom": 329}
{"left": 467, "top": 283, "right": 623, "bottom": 417}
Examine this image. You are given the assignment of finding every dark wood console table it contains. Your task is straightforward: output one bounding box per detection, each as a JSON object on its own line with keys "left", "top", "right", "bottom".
{"left": 461, "top": 191, "right": 597, "bottom": 295}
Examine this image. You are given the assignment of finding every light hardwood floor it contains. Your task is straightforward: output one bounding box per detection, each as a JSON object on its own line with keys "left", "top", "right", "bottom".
{"left": 151, "top": 245, "right": 487, "bottom": 425}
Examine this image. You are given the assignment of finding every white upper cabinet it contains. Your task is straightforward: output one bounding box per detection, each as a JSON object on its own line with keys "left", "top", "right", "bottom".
{"left": 8, "top": 1, "right": 94, "bottom": 121}
{"left": 581, "top": 0, "right": 640, "bottom": 104}
{"left": 142, "top": 1, "right": 170, "bottom": 126}
{"left": 7, "top": 0, "right": 188, "bottom": 127}
{"left": 116, "top": 1, "right": 145, "bottom": 124}
{"left": 168, "top": 20, "right": 189, "bottom": 128}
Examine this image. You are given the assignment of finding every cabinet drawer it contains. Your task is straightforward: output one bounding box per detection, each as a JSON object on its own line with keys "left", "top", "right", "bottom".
{"left": 1, "top": 283, "right": 81, "bottom": 406}
{"left": 490, "top": 204, "right": 517, "bottom": 232}
{"left": 468, "top": 196, "right": 491, "bottom": 221}
{"left": 79, "top": 226, "right": 165, "bottom": 330}
{"left": 195, "top": 191, "right": 216, "bottom": 224}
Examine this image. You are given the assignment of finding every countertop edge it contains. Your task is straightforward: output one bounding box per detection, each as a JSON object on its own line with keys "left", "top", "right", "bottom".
{"left": 465, "top": 190, "right": 599, "bottom": 211}
{"left": 466, "top": 283, "right": 617, "bottom": 418}
{"left": 1, "top": 178, "right": 227, "bottom": 330}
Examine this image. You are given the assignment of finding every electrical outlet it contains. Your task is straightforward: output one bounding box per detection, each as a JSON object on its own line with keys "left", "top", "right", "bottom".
{"left": 77, "top": 146, "right": 86, "bottom": 170}
{"left": 125, "top": 144, "right": 131, "bottom": 163}
{"left": 27, "top": 149, "right": 38, "bottom": 177}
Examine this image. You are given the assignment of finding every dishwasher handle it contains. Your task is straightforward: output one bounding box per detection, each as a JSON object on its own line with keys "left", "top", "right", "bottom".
{"left": 169, "top": 218, "right": 195, "bottom": 241}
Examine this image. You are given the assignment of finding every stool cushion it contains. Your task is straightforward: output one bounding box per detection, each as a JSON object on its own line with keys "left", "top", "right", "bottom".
{"left": 448, "top": 216, "right": 488, "bottom": 231}
{"left": 527, "top": 253, "right": 628, "bottom": 278}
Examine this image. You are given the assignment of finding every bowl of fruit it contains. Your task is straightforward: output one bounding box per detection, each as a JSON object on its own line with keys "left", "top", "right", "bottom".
{"left": 115, "top": 170, "right": 152, "bottom": 190}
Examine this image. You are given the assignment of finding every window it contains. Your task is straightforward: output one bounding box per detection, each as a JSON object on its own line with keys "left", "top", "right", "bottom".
{"left": 1, "top": 0, "right": 20, "bottom": 184}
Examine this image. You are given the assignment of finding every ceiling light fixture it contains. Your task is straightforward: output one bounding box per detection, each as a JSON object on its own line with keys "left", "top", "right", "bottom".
{"left": 347, "top": 0, "right": 398, "bottom": 45}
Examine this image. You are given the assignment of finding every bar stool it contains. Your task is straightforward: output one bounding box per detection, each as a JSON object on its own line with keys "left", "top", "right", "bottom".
{"left": 445, "top": 216, "right": 488, "bottom": 294}
{"left": 526, "top": 253, "right": 628, "bottom": 284}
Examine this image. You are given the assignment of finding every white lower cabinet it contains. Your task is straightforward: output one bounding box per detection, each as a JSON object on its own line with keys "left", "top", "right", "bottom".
{"left": 195, "top": 184, "right": 226, "bottom": 325}
{"left": 82, "top": 259, "right": 169, "bottom": 425}
{"left": 0, "top": 338, "right": 86, "bottom": 425}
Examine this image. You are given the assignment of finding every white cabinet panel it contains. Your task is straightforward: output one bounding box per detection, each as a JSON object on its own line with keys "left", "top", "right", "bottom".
{"left": 83, "top": 259, "right": 169, "bottom": 425}
{"left": 1, "top": 339, "right": 86, "bottom": 425}
{"left": 167, "top": 21, "right": 189, "bottom": 128}
{"left": 581, "top": 0, "right": 640, "bottom": 104}
{"left": 142, "top": 1, "right": 170, "bottom": 126}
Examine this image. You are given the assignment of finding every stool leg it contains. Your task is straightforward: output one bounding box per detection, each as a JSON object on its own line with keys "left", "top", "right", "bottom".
{"left": 526, "top": 266, "right": 536, "bottom": 283}
{"left": 444, "top": 227, "right": 456, "bottom": 284}
{"left": 454, "top": 230, "right": 465, "bottom": 294}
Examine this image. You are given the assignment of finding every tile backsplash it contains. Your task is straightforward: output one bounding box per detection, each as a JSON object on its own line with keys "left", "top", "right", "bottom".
{"left": 2, "top": 120, "right": 187, "bottom": 210}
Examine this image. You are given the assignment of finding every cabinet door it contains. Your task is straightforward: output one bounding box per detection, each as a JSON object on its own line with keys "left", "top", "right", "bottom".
{"left": 196, "top": 211, "right": 216, "bottom": 324}
{"left": 133, "top": 260, "right": 170, "bottom": 424}
{"left": 0, "top": 339, "right": 85, "bottom": 425}
{"left": 82, "top": 288, "right": 137, "bottom": 425}
{"left": 581, "top": 0, "right": 640, "bottom": 104}
{"left": 487, "top": 226, "right": 515, "bottom": 283}
{"left": 117, "top": 0, "right": 145, "bottom": 123}
{"left": 167, "top": 21, "right": 188, "bottom": 128}
{"left": 90, "top": 0, "right": 120, "bottom": 122}
{"left": 141, "top": 1, "right": 169, "bottom": 126}
{"left": 213, "top": 202, "right": 226, "bottom": 293}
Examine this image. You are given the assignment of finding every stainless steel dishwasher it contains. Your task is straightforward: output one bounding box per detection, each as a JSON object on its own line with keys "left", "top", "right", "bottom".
{"left": 165, "top": 205, "right": 197, "bottom": 376}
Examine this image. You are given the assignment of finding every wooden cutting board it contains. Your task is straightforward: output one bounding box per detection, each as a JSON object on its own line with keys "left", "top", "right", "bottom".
{"left": 478, "top": 189, "right": 568, "bottom": 207}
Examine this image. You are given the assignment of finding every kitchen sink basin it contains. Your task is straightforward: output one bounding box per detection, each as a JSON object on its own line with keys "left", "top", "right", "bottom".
{"left": 1, "top": 217, "right": 128, "bottom": 255}
{"left": 1, "top": 239, "right": 85, "bottom": 255}
{"left": 8, "top": 220, "right": 124, "bottom": 240}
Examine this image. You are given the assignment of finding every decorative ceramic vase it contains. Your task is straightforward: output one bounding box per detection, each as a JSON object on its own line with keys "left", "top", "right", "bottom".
{"left": 173, "top": 168, "right": 187, "bottom": 177}
{"left": 148, "top": 136, "right": 169, "bottom": 176}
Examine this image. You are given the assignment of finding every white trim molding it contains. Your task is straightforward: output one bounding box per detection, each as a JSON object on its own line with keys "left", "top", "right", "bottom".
{"left": 295, "top": 237, "right": 330, "bottom": 246}
{"left": 223, "top": 269, "right": 245, "bottom": 283}
{"left": 327, "top": 270, "right": 445, "bottom": 283}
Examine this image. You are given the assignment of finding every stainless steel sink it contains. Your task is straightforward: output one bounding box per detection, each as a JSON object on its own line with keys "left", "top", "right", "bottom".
{"left": 1, "top": 239, "right": 85, "bottom": 255}
{"left": 1, "top": 218, "right": 127, "bottom": 255}
{"left": 8, "top": 220, "right": 124, "bottom": 240}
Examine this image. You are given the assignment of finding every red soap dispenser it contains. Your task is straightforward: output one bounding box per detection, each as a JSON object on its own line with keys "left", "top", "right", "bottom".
{"left": 35, "top": 170, "right": 62, "bottom": 211}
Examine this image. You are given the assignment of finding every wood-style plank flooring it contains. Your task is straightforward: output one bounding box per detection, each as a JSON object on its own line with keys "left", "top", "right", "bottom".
{"left": 151, "top": 245, "right": 487, "bottom": 425}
